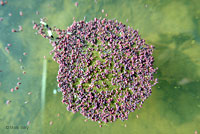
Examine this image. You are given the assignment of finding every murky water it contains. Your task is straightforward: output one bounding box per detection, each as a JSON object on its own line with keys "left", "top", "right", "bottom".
{"left": 0, "top": 0, "right": 200, "bottom": 134}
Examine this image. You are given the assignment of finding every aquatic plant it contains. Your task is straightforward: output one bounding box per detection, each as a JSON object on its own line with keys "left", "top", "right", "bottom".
{"left": 33, "top": 18, "right": 158, "bottom": 125}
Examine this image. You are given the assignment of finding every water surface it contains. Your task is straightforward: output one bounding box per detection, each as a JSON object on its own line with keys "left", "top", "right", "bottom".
{"left": 0, "top": 0, "right": 200, "bottom": 134}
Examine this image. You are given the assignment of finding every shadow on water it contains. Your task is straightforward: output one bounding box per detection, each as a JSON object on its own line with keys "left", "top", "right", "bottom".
{"left": 152, "top": 32, "right": 200, "bottom": 125}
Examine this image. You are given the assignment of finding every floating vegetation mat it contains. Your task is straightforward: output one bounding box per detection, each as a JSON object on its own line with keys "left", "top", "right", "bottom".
{"left": 33, "top": 17, "right": 158, "bottom": 125}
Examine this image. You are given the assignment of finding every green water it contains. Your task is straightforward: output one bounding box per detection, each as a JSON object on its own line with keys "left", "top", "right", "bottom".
{"left": 0, "top": 0, "right": 200, "bottom": 134}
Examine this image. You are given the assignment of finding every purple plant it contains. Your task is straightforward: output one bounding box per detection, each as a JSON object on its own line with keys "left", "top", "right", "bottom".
{"left": 33, "top": 18, "right": 158, "bottom": 125}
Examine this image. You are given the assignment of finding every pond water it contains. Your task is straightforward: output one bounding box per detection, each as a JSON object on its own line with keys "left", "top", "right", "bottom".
{"left": 0, "top": 0, "right": 200, "bottom": 134}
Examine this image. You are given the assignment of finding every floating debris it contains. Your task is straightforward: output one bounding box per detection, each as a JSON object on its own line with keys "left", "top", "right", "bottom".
{"left": 15, "top": 86, "right": 19, "bottom": 90}
{"left": 0, "top": 0, "right": 4, "bottom": 6}
{"left": 49, "top": 121, "right": 53, "bottom": 125}
{"left": 19, "top": 58, "right": 22, "bottom": 62}
{"left": 10, "top": 88, "right": 14, "bottom": 92}
{"left": 0, "top": 0, "right": 7, "bottom": 6}
{"left": 0, "top": 17, "right": 3, "bottom": 21}
{"left": 18, "top": 25, "right": 23, "bottom": 31}
{"left": 36, "top": 11, "right": 39, "bottom": 15}
{"left": 5, "top": 47, "right": 9, "bottom": 53}
{"left": 27, "top": 121, "right": 31, "bottom": 126}
{"left": 75, "top": 2, "right": 78, "bottom": 7}
{"left": 17, "top": 82, "right": 21, "bottom": 86}
{"left": 20, "top": 66, "right": 24, "bottom": 70}
{"left": 136, "top": 114, "right": 139, "bottom": 119}
{"left": 6, "top": 100, "right": 11, "bottom": 105}
{"left": 53, "top": 89, "right": 57, "bottom": 94}
{"left": 11, "top": 29, "right": 17, "bottom": 32}
{"left": 8, "top": 13, "right": 12, "bottom": 16}
{"left": 19, "top": 11, "right": 23, "bottom": 16}
{"left": 23, "top": 52, "right": 27, "bottom": 56}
